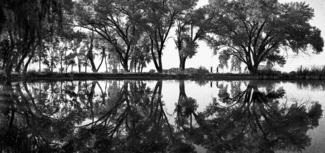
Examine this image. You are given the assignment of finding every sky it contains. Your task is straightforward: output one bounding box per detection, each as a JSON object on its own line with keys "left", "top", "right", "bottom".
{"left": 145, "top": 0, "right": 325, "bottom": 73}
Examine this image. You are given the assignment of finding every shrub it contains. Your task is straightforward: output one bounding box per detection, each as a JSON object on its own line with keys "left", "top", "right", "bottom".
{"left": 149, "top": 69, "right": 155, "bottom": 73}
{"left": 26, "top": 70, "right": 38, "bottom": 77}
{"left": 196, "top": 66, "right": 209, "bottom": 75}
{"left": 112, "top": 69, "right": 118, "bottom": 73}
{"left": 296, "top": 65, "right": 325, "bottom": 76}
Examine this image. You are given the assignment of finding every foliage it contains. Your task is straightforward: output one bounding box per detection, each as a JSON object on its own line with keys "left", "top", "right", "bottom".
{"left": 196, "top": 66, "right": 209, "bottom": 74}
{"left": 75, "top": 0, "right": 146, "bottom": 72}
{"left": 296, "top": 65, "right": 325, "bottom": 76}
{"left": 174, "top": 5, "right": 211, "bottom": 70}
{"left": 0, "top": 0, "right": 324, "bottom": 77}
{"left": 206, "top": 0, "right": 324, "bottom": 74}
{"left": 140, "top": 0, "right": 198, "bottom": 72}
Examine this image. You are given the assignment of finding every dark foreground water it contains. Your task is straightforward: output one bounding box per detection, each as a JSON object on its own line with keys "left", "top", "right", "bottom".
{"left": 0, "top": 80, "right": 324, "bottom": 153}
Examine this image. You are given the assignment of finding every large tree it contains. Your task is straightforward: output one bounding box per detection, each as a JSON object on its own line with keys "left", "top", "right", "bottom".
{"left": 206, "top": 0, "right": 324, "bottom": 74}
{"left": 140, "top": 0, "right": 198, "bottom": 73}
{"left": 0, "top": 0, "right": 74, "bottom": 81}
{"left": 174, "top": 6, "right": 213, "bottom": 71}
{"left": 75, "top": 0, "right": 145, "bottom": 72}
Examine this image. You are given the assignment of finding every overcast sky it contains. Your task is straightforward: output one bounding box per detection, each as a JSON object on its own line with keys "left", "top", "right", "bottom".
{"left": 145, "top": 0, "right": 325, "bottom": 72}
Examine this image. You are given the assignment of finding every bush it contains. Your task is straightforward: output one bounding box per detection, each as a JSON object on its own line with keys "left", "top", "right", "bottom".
{"left": 26, "top": 70, "right": 38, "bottom": 77}
{"left": 196, "top": 66, "right": 209, "bottom": 75}
{"left": 112, "top": 69, "right": 118, "bottom": 73}
{"left": 149, "top": 69, "right": 155, "bottom": 73}
{"left": 44, "top": 68, "right": 51, "bottom": 72}
{"left": 296, "top": 65, "right": 325, "bottom": 76}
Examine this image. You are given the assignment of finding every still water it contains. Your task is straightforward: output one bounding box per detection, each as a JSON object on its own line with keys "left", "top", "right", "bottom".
{"left": 0, "top": 80, "right": 324, "bottom": 153}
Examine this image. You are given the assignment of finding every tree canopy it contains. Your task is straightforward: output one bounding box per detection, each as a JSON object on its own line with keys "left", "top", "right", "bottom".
{"left": 206, "top": 0, "right": 324, "bottom": 74}
{"left": 0, "top": 0, "right": 324, "bottom": 77}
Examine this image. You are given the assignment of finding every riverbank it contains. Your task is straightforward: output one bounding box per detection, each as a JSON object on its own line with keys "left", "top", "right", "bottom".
{"left": 7, "top": 72, "right": 325, "bottom": 81}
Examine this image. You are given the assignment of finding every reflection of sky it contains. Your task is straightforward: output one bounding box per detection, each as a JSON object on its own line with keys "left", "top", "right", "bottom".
{"left": 277, "top": 82, "right": 325, "bottom": 153}
{"left": 159, "top": 80, "right": 325, "bottom": 153}
{"left": 26, "top": 80, "right": 324, "bottom": 152}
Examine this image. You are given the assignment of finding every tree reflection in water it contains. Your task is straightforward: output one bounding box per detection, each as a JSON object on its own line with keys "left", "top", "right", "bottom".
{"left": 177, "top": 81, "right": 322, "bottom": 153}
{"left": 0, "top": 80, "right": 323, "bottom": 153}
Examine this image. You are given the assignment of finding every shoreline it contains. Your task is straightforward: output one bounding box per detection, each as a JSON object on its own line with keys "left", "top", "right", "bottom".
{"left": 7, "top": 72, "right": 325, "bottom": 81}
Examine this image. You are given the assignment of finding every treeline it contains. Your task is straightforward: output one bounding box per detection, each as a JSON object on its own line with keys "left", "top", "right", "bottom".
{"left": 0, "top": 0, "right": 323, "bottom": 82}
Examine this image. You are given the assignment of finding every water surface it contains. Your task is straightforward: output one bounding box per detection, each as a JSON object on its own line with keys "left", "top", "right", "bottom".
{"left": 0, "top": 80, "right": 324, "bottom": 153}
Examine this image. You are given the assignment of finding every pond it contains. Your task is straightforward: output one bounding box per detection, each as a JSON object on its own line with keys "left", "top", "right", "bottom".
{"left": 0, "top": 80, "right": 324, "bottom": 153}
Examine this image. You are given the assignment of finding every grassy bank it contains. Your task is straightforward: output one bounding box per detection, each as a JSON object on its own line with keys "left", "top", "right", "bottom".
{"left": 6, "top": 66, "right": 325, "bottom": 81}
{"left": 22, "top": 72, "right": 257, "bottom": 81}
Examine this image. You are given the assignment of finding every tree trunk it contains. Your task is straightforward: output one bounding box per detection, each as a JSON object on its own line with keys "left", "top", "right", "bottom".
{"left": 78, "top": 58, "right": 81, "bottom": 73}
{"left": 179, "top": 57, "right": 187, "bottom": 71}
{"left": 150, "top": 39, "right": 163, "bottom": 73}
{"left": 51, "top": 57, "right": 54, "bottom": 73}
{"left": 95, "top": 48, "right": 106, "bottom": 72}
{"left": 158, "top": 52, "right": 163, "bottom": 73}
{"left": 85, "top": 60, "right": 87, "bottom": 73}
{"left": 105, "top": 55, "right": 108, "bottom": 73}
{"left": 39, "top": 47, "right": 42, "bottom": 72}
{"left": 87, "top": 32, "right": 97, "bottom": 72}
{"left": 87, "top": 51, "right": 97, "bottom": 72}
{"left": 248, "top": 64, "right": 259, "bottom": 75}
{"left": 60, "top": 53, "right": 63, "bottom": 73}
{"left": 121, "top": 57, "right": 129, "bottom": 72}
{"left": 15, "top": 47, "right": 31, "bottom": 73}
{"left": 22, "top": 45, "right": 36, "bottom": 80}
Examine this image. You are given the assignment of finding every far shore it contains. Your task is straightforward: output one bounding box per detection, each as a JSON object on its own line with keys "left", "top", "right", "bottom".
{"left": 5, "top": 72, "right": 325, "bottom": 81}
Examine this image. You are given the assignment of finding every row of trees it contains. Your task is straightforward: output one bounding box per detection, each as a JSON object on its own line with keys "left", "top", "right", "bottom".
{"left": 0, "top": 0, "right": 323, "bottom": 80}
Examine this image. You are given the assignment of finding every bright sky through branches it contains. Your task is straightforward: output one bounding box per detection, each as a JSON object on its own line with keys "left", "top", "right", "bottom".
{"left": 145, "top": 0, "right": 325, "bottom": 73}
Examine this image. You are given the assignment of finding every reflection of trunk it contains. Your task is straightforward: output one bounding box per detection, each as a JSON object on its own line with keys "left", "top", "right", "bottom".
{"left": 87, "top": 81, "right": 97, "bottom": 118}
{"left": 84, "top": 81, "right": 129, "bottom": 133}
{"left": 1, "top": 82, "right": 17, "bottom": 127}
{"left": 97, "top": 82, "right": 106, "bottom": 105}
{"left": 245, "top": 83, "right": 266, "bottom": 103}
{"left": 22, "top": 81, "right": 44, "bottom": 118}
{"left": 149, "top": 80, "right": 162, "bottom": 118}
{"left": 179, "top": 80, "right": 187, "bottom": 101}
{"left": 78, "top": 81, "right": 81, "bottom": 98}
{"left": 15, "top": 83, "right": 35, "bottom": 118}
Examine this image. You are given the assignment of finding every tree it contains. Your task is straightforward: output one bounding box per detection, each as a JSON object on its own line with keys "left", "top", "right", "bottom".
{"left": 174, "top": 6, "right": 212, "bottom": 70}
{"left": 0, "top": 0, "right": 75, "bottom": 81}
{"left": 130, "top": 36, "right": 152, "bottom": 73}
{"left": 75, "top": 0, "right": 146, "bottom": 72}
{"left": 43, "top": 37, "right": 60, "bottom": 73}
{"left": 206, "top": 0, "right": 324, "bottom": 74}
{"left": 85, "top": 32, "right": 104, "bottom": 73}
{"left": 62, "top": 30, "right": 86, "bottom": 73}
{"left": 140, "top": 0, "right": 198, "bottom": 73}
